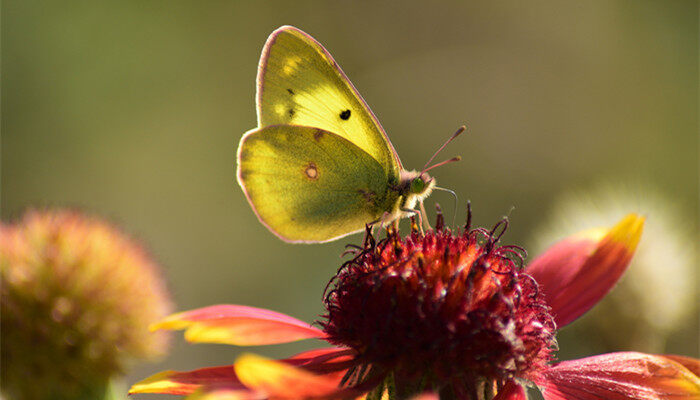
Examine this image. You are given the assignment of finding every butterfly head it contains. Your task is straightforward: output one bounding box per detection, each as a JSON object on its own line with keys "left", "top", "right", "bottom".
{"left": 410, "top": 173, "right": 435, "bottom": 197}
{"left": 400, "top": 170, "right": 436, "bottom": 205}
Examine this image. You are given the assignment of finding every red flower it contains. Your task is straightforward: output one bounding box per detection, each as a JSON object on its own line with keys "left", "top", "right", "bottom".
{"left": 130, "top": 211, "right": 699, "bottom": 400}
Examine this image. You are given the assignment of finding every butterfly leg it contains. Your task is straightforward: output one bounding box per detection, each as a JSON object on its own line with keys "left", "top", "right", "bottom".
{"left": 369, "top": 211, "right": 395, "bottom": 237}
{"left": 400, "top": 207, "right": 423, "bottom": 235}
{"left": 419, "top": 201, "right": 432, "bottom": 231}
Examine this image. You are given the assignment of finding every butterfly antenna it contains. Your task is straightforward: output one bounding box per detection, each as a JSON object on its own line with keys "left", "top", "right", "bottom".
{"left": 421, "top": 125, "right": 466, "bottom": 173}
{"left": 434, "top": 186, "right": 458, "bottom": 227}
{"left": 422, "top": 156, "right": 462, "bottom": 173}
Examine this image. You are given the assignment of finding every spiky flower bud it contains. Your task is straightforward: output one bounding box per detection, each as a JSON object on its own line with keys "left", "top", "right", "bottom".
{"left": 1, "top": 209, "right": 173, "bottom": 400}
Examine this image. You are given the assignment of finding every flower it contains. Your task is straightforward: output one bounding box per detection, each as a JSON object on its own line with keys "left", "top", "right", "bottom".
{"left": 530, "top": 182, "right": 697, "bottom": 352}
{"left": 1, "top": 209, "right": 173, "bottom": 400}
{"left": 130, "top": 209, "right": 700, "bottom": 400}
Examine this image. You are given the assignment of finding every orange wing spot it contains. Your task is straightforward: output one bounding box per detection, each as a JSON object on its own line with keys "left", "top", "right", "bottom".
{"left": 304, "top": 163, "right": 318, "bottom": 180}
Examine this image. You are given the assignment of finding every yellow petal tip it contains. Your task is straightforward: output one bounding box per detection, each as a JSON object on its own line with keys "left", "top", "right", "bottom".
{"left": 128, "top": 370, "right": 179, "bottom": 394}
{"left": 149, "top": 312, "right": 191, "bottom": 332}
{"left": 607, "top": 213, "right": 645, "bottom": 252}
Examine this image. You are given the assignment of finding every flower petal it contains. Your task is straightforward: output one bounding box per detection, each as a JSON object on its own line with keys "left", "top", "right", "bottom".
{"left": 288, "top": 347, "right": 357, "bottom": 375}
{"left": 129, "top": 366, "right": 243, "bottom": 395}
{"left": 128, "top": 348, "right": 355, "bottom": 396}
{"left": 186, "top": 387, "right": 261, "bottom": 400}
{"left": 538, "top": 352, "right": 700, "bottom": 400}
{"left": 233, "top": 353, "right": 343, "bottom": 398}
{"left": 493, "top": 381, "right": 527, "bottom": 400}
{"left": 663, "top": 355, "right": 700, "bottom": 378}
{"left": 151, "top": 304, "right": 325, "bottom": 345}
{"left": 527, "top": 214, "right": 644, "bottom": 327}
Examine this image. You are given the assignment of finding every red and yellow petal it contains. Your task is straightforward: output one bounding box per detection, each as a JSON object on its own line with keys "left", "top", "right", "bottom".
{"left": 526, "top": 214, "right": 644, "bottom": 327}
{"left": 663, "top": 355, "right": 700, "bottom": 378}
{"left": 287, "top": 347, "right": 356, "bottom": 375}
{"left": 151, "top": 304, "right": 325, "bottom": 345}
{"left": 185, "top": 387, "right": 263, "bottom": 400}
{"left": 538, "top": 352, "right": 700, "bottom": 400}
{"left": 492, "top": 381, "right": 527, "bottom": 400}
{"left": 129, "top": 366, "right": 243, "bottom": 396}
{"left": 234, "top": 354, "right": 344, "bottom": 399}
{"left": 128, "top": 348, "right": 354, "bottom": 397}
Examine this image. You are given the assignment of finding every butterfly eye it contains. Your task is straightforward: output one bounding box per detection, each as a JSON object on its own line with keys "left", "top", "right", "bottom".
{"left": 410, "top": 177, "right": 426, "bottom": 194}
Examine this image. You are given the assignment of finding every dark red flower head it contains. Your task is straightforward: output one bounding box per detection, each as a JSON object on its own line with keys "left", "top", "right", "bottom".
{"left": 321, "top": 210, "right": 557, "bottom": 397}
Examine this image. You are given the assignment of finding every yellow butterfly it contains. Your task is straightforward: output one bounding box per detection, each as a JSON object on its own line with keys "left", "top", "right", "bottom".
{"left": 237, "top": 26, "right": 461, "bottom": 243}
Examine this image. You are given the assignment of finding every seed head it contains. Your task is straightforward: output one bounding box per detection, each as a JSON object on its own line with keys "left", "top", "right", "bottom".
{"left": 1, "top": 209, "right": 173, "bottom": 400}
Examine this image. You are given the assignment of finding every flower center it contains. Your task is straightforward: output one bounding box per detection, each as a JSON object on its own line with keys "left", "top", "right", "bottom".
{"left": 321, "top": 214, "right": 556, "bottom": 397}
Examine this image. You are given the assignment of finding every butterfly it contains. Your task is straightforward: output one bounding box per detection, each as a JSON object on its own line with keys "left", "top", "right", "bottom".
{"left": 237, "top": 26, "right": 462, "bottom": 243}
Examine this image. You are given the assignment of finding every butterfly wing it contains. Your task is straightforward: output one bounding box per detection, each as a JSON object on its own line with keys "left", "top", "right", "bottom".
{"left": 237, "top": 125, "right": 398, "bottom": 243}
{"left": 256, "top": 25, "right": 402, "bottom": 180}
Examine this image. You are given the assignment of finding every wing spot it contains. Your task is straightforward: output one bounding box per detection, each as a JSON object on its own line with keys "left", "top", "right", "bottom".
{"left": 283, "top": 56, "right": 302, "bottom": 75}
{"left": 358, "top": 189, "right": 377, "bottom": 204}
{"left": 288, "top": 108, "right": 295, "bottom": 117}
{"left": 340, "top": 109, "right": 351, "bottom": 120}
{"left": 287, "top": 88, "right": 295, "bottom": 95}
{"left": 304, "top": 162, "right": 319, "bottom": 180}
{"left": 274, "top": 103, "right": 286, "bottom": 116}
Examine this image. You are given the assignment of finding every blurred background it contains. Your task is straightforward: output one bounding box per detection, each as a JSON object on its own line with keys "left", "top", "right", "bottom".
{"left": 3, "top": 1, "right": 698, "bottom": 398}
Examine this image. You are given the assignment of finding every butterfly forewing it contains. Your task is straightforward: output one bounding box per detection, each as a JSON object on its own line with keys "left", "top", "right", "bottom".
{"left": 256, "top": 26, "right": 402, "bottom": 179}
{"left": 237, "top": 125, "right": 398, "bottom": 243}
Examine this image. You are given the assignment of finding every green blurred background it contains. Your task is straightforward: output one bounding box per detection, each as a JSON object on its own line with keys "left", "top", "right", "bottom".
{"left": 3, "top": 0, "right": 698, "bottom": 397}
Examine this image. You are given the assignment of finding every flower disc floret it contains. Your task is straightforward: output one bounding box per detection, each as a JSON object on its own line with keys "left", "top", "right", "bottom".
{"left": 321, "top": 218, "right": 557, "bottom": 393}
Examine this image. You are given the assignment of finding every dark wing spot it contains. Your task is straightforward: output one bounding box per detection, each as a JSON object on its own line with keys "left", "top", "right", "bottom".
{"left": 340, "top": 109, "right": 351, "bottom": 120}
{"left": 313, "top": 130, "right": 324, "bottom": 141}
{"left": 304, "top": 162, "right": 319, "bottom": 180}
{"left": 288, "top": 108, "right": 295, "bottom": 117}
{"left": 358, "top": 189, "right": 377, "bottom": 204}
{"left": 287, "top": 88, "right": 295, "bottom": 95}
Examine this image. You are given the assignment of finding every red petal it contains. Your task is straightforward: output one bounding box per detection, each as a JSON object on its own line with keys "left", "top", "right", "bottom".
{"left": 527, "top": 214, "right": 644, "bottom": 327}
{"left": 186, "top": 386, "right": 260, "bottom": 400}
{"left": 287, "top": 347, "right": 354, "bottom": 361}
{"left": 151, "top": 304, "right": 325, "bottom": 345}
{"left": 538, "top": 352, "right": 700, "bottom": 400}
{"left": 129, "top": 366, "right": 243, "bottom": 395}
{"left": 663, "top": 355, "right": 700, "bottom": 378}
{"left": 234, "top": 354, "right": 344, "bottom": 398}
{"left": 128, "top": 348, "right": 355, "bottom": 396}
{"left": 493, "top": 381, "right": 527, "bottom": 400}
{"left": 288, "top": 347, "right": 357, "bottom": 375}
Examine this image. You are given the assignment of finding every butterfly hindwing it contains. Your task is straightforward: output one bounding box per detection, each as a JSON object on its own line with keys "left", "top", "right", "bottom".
{"left": 237, "top": 125, "right": 398, "bottom": 243}
{"left": 256, "top": 26, "right": 402, "bottom": 180}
